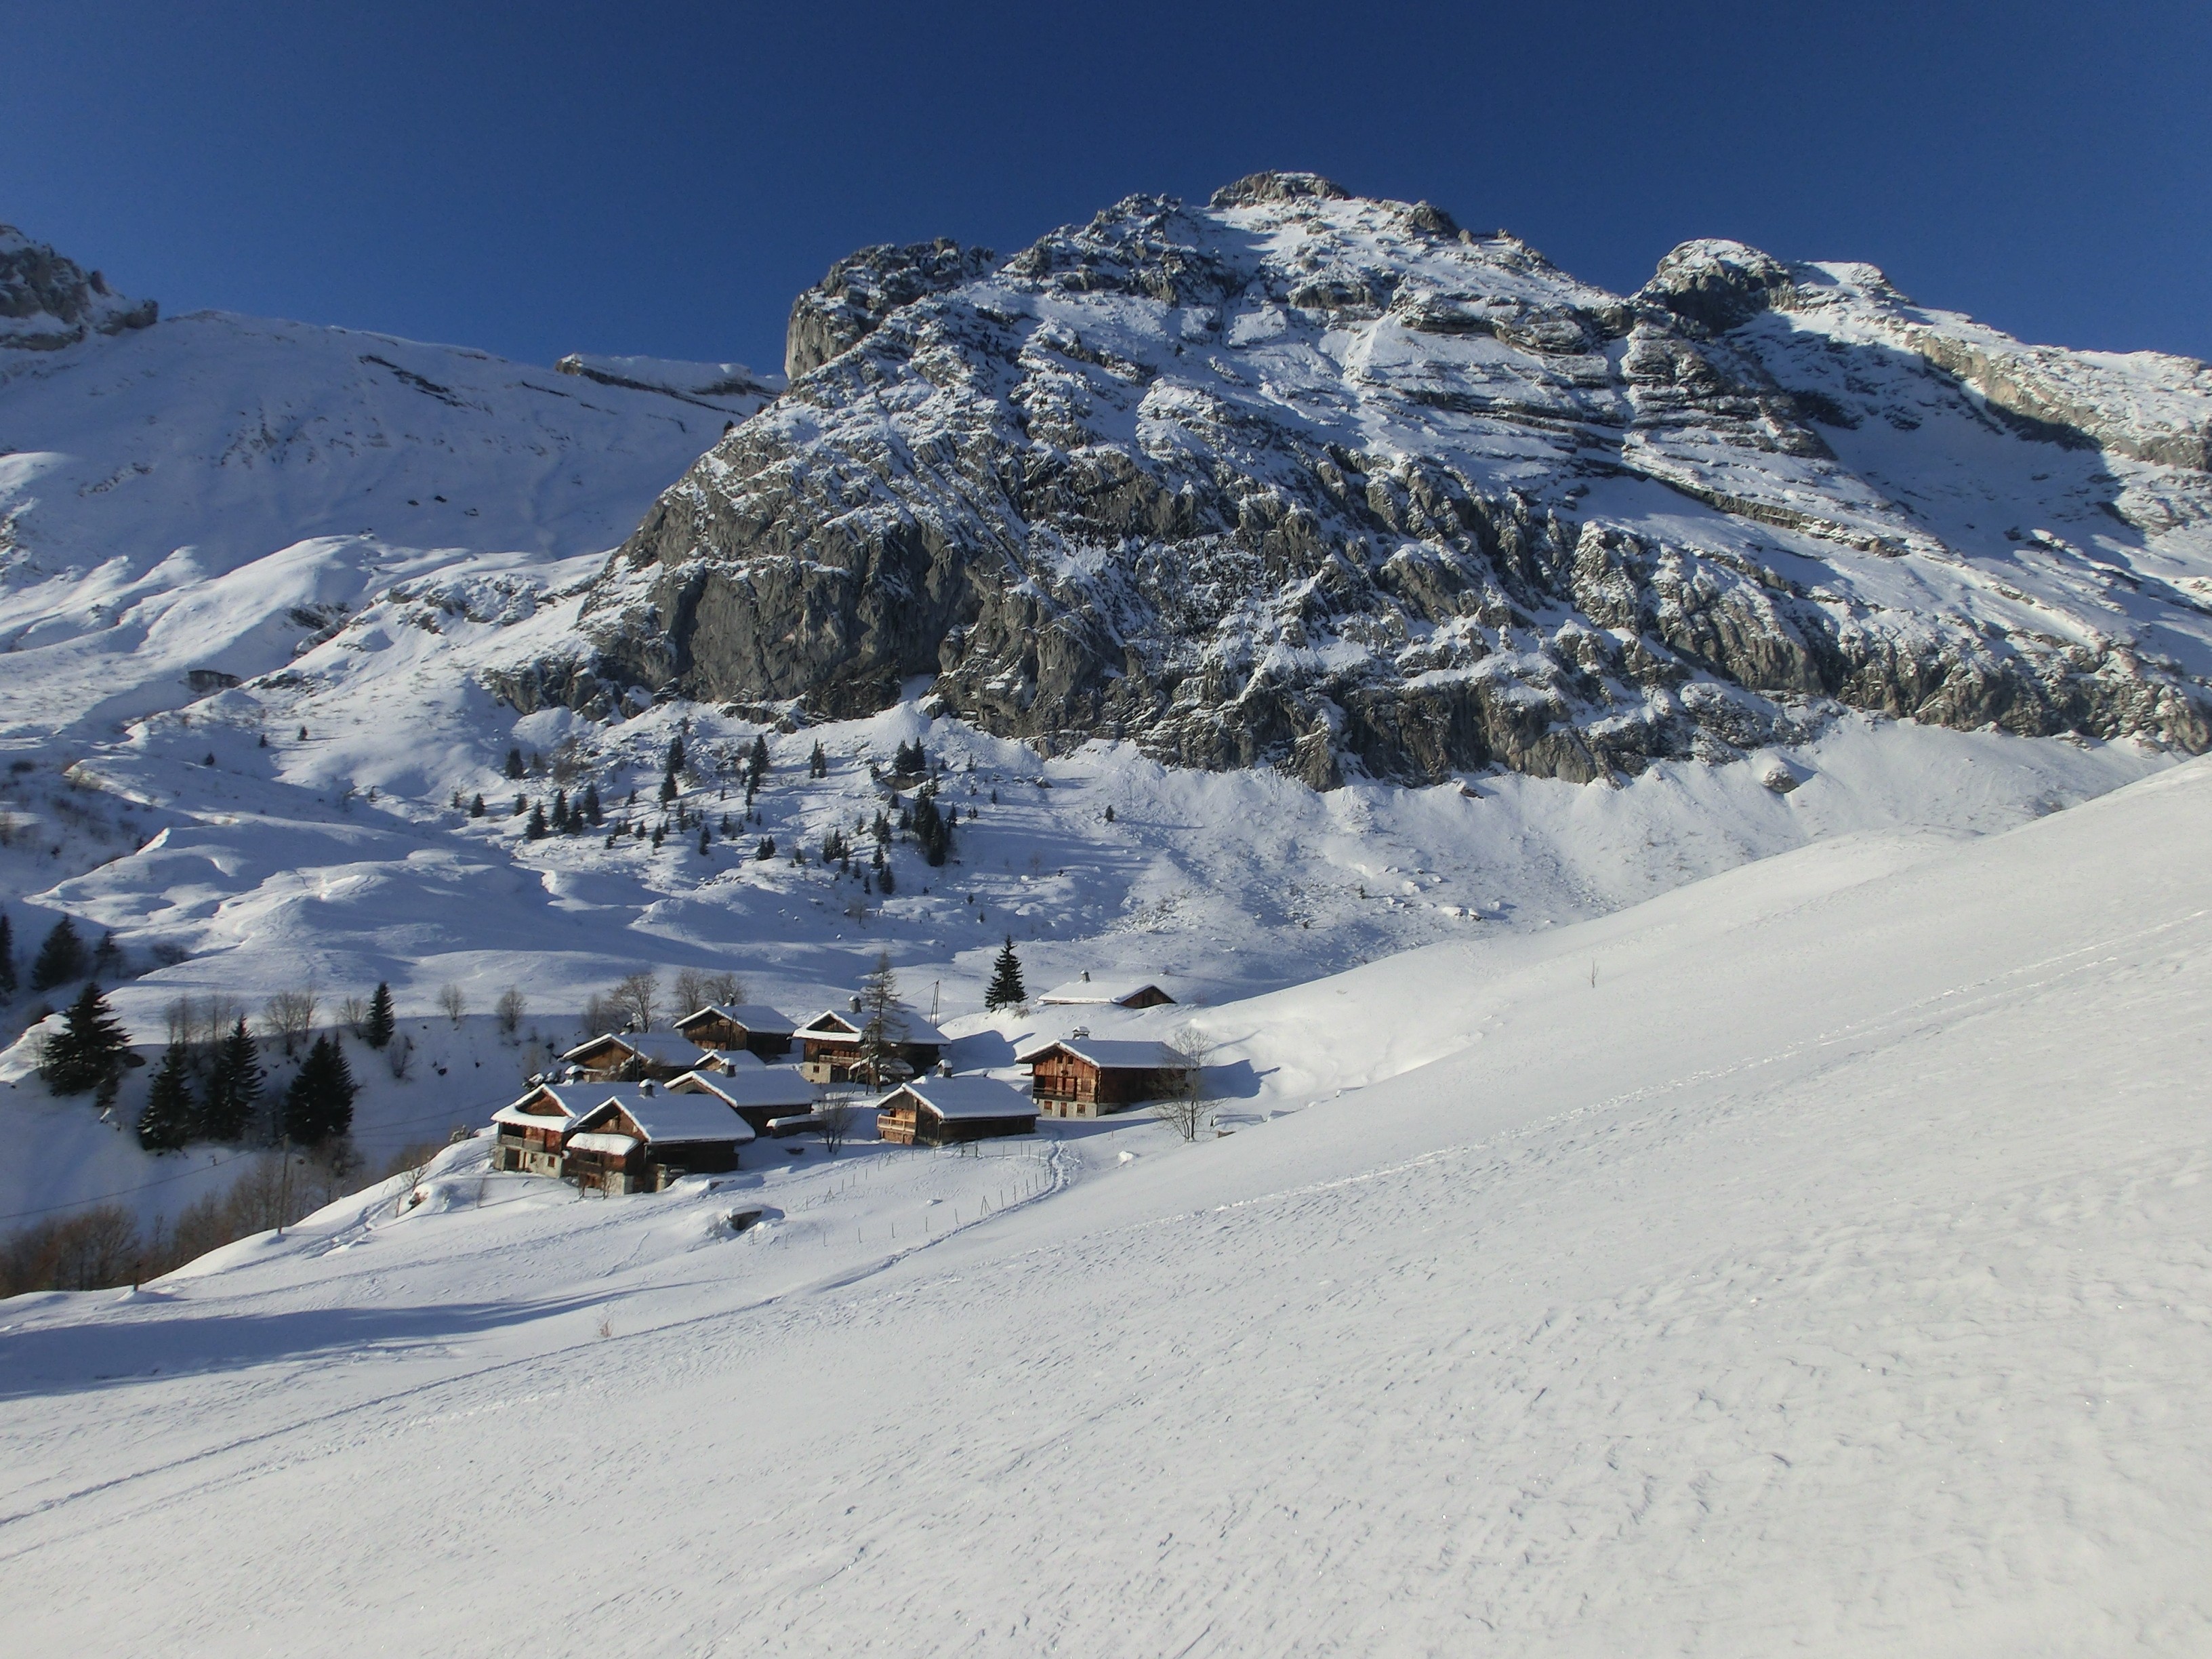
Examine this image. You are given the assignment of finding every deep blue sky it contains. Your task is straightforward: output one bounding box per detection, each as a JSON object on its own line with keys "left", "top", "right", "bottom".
{"left": 8, "top": 2, "right": 2209, "bottom": 373}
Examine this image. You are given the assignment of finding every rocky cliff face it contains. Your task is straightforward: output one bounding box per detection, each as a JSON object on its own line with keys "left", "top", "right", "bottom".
{"left": 510, "top": 174, "right": 2212, "bottom": 785}
{"left": 1, "top": 224, "right": 157, "bottom": 350}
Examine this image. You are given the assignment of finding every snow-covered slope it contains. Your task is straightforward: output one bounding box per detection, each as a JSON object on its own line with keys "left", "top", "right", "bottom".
{"left": 0, "top": 266, "right": 770, "bottom": 740}
{"left": 6, "top": 755, "right": 2208, "bottom": 1655}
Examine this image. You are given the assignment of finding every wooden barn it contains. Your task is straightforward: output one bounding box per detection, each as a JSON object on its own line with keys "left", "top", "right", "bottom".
{"left": 560, "top": 1084, "right": 755, "bottom": 1194}
{"left": 875, "top": 1076, "right": 1038, "bottom": 1147}
{"left": 561, "top": 1029, "right": 716, "bottom": 1082}
{"left": 491, "top": 1082, "right": 613, "bottom": 1176}
{"left": 1017, "top": 1037, "right": 1194, "bottom": 1118}
{"left": 1038, "top": 974, "right": 1177, "bottom": 1010}
{"left": 794, "top": 1007, "right": 947, "bottom": 1084}
{"left": 672, "top": 1002, "right": 796, "bottom": 1061}
{"left": 668, "top": 1066, "right": 819, "bottom": 1134}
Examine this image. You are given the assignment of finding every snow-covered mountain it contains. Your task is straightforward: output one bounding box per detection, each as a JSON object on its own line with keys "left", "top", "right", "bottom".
{"left": 0, "top": 197, "right": 2196, "bottom": 1228}
{"left": 0, "top": 223, "right": 775, "bottom": 742}
{"left": 541, "top": 172, "right": 2212, "bottom": 785}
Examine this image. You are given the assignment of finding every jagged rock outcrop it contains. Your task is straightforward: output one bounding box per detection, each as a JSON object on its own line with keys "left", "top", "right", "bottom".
{"left": 783, "top": 239, "right": 1001, "bottom": 380}
{"left": 1, "top": 225, "right": 157, "bottom": 350}
{"left": 509, "top": 174, "right": 2212, "bottom": 785}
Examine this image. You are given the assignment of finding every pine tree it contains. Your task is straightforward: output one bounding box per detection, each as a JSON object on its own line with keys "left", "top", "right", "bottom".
{"left": 197, "top": 1016, "right": 264, "bottom": 1141}
{"left": 552, "top": 789, "right": 569, "bottom": 832}
{"left": 583, "top": 783, "right": 602, "bottom": 825}
{"left": 748, "top": 735, "right": 770, "bottom": 783}
{"left": 659, "top": 774, "right": 678, "bottom": 806}
{"left": 470, "top": 793, "right": 486, "bottom": 818}
{"left": 363, "top": 982, "right": 396, "bottom": 1049}
{"left": 0, "top": 910, "right": 15, "bottom": 999}
{"left": 755, "top": 836, "right": 775, "bottom": 861}
{"left": 137, "top": 1044, "right": 195, "bottom": 1153}
{"left": 282, "top": 1033, "right": 359, "bottom": 1146}
{"left": 512, "top": 794, "right": 527, "bottom": 817}
{"left": 526, "top": 802, "right": 549, "bottom": 839}
{"left": 985, "top": 937, "right": 1027, "bottom": 1010}
{"left": 665, "top": 734, "right": 686, "bottom": 779}
{"left": 698, "top": 826, "right": 712, "bottom": 855}
{"left": 42, "top": 981, "right": 131, "bottom": 1095}
{"left": 809, "top": 741, "right": 827, "bottom": 778}
{"left": 30, "top": 915, "right": 88, "bottom": 991}
{"left": 93, "top": 930, "right": 121, "bottom": 975}
{"left": 505, "top": 746, "right": 525, "bottom": 779}
{"left": 913, "top": 789, "right": 951, "bottom": 867}
{"left": 651, "top": 821, "right": 667, "bottom": 849}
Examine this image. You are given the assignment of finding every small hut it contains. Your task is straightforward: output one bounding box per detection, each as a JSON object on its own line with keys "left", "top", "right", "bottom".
{"left": 875, "top": 1076, "right": 1038, "bottom": 1147}
{"left": 1038, "top": 974, "right": 1177, "bottom": 1010}
{"left": 672, "top": 1003, "right": 796, "bottom": 1061}
{"left": 1017, "top": 1037, "right": 1193, "bottom": 1118}
{"left": 560, "top": 1084, "right": 754, "bottom": 1194}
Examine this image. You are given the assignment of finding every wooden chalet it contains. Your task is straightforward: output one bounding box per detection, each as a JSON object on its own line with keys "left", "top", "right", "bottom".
{"left": 672, "top": 1002, "right": 796, "bottom": 1061}
{"left": 1017, "top": 1036, "right": 1194, "bottom": 1118}
{"left": 1038, "top": 974, "right": 1177, "bottom": 1010}
{"left": 561, "top": 1029, "right": 716, "bottom": 1082}
{"left": 875, "top": 1076, "right": 1038, "bottom": 1147}
{"left": 491, "top": 1082, "right": 611, "bottom": 1176}
{"left": 668, "top": 1066, "right": 819, "bottom": 1134}
{"left": 560, "top": 1084, "right": 755, "bottom": 1194}
{"left": 794, "top": 1007, "right": 947, "bottom": 1084}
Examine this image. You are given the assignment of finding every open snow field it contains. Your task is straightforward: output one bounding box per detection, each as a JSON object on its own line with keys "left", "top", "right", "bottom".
{"left": 5, "top": 756, "right": 2207, "bottom": 1656}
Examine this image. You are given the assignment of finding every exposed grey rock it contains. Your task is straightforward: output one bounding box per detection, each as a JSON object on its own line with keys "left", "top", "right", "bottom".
{"left": 516, "top": 181, "right": 2212, "bottom": 788}
{"left": 1, "top": 224, "right": 157, "bottom": 350}
{"left": 783, "top": 239, "right": 1000, "bottom": 380}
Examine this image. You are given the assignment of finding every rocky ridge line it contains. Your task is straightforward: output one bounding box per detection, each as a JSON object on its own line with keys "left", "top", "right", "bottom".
{"left": 492, "top": 174, "right": 2212, "bottom": 787}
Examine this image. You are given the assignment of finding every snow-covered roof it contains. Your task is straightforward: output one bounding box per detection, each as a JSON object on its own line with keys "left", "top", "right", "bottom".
{"left": 560, "top": 1030, "right": 713, "bottom": 1069}
{"left": 565, "top": 1131, "right": 640, "bottom": 1158}
{"left": 1038, "top": 977, "right": 1176, "bottom": 1007}
{"left": 671, "top": 1069, "right": 817, "bottom": 1110}
{"left": 573, "top": 1092, "right": 754, "bottom": 1145}
{"left": 701, "top": 1048, "right": 767, "bottom": 1073}
{"left": 675, "top": 1003, "right": 796, "bottom": 1037}
{"left": 796, "top": 1008, "right": 947, "bottom": 1046}
{"left": 493, "top": 1082, "right": 665, "bottom": 1131}
{"left": 877, "top": 1076, "right": 1037, "bottom": 1122}
{"left": 1016, "top": 1038, "right": 1192, "bottom": 1070}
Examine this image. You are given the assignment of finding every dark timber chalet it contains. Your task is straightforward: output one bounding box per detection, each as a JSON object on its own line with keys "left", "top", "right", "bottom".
{"left": 794, "top": 1008, "right": 947, "bottom": 1084}
{"left": 561, "top": 1085, "right": 754, "bottom": 1193}
{"left": 671, "top": 1003, "right": 796, "bottom": 1061}
{"left": 562, "top": 1029, "right": 716, "bottom": 1082}
{"left": 1038, "top": 974, "right": 1177, "bottom": 1010}
{"left": 668, "top": 1067, "right": 819, "bottom": 1134}
{"left": 492, "top": 1082, "right": 609, "bottom": 1176}
{"left": 875, "top": 1076, "right": 1038, "bottom": 1146}
{"left": 1017, "top": 1037, "right": 1194, "bottom": 1118}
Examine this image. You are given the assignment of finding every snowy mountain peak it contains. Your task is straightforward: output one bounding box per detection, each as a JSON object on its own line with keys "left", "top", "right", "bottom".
{"left": 0, "top": 222, "right": 157, "bottom": 350}
{"left": 525, "top": 176, "right": 2212, "bottom": 787}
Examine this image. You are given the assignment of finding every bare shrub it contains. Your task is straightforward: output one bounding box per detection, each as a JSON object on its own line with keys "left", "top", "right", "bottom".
{"left": 263, "top": 987, "right": 319, "bottom": 1056}
{"left": 387, "top": 1032, "right": 413, "bottom": 1080}
{"left": 340, "top": 994, "right": 368, "bottom": 1037}
{"left": 817, "top": 1093, "right": 858, "bottom": 1155}
{"left": 611, "top": 969, "right": 658, "bottom": 1032}
{"left": 702, "top": 970, "right": 746, "bottom": 1007}
{"left": 1152, "top": 1025, "right": 1216, "bottom": 1143}
{"left": 436, "top": 983, "right": 467, "bottom": 1026}
{"left": 495, "top": 985, "right": 526, "bottom": 1039}
{"left": 579, "top": 991, "right": 626, "bottom": 1039}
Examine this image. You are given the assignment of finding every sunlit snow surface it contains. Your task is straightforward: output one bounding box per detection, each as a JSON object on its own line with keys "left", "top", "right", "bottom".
{"left": 5, "top": 758, "right": 2209, "bottom": 1654}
